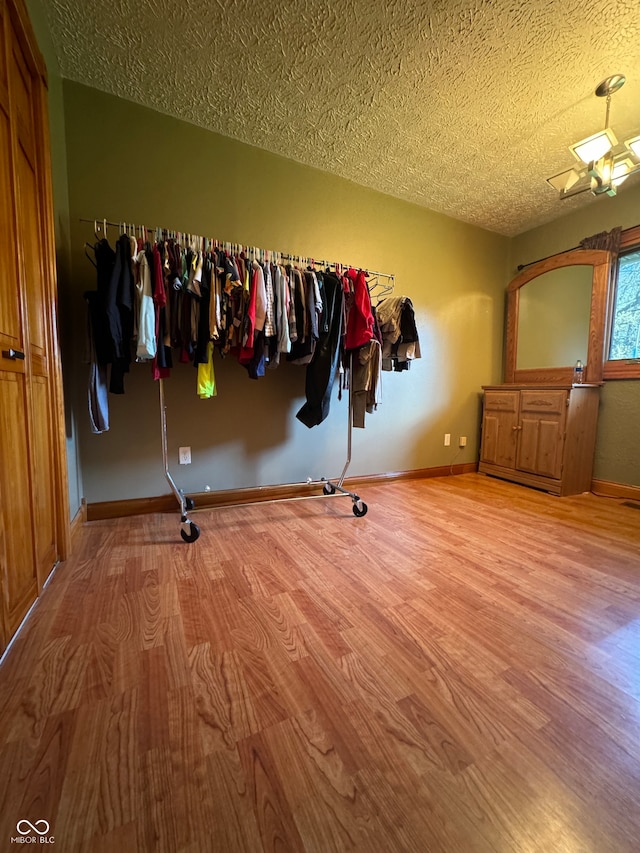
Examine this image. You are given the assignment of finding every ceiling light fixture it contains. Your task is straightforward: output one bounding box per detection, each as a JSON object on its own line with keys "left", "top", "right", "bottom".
{"left": 546, "top": 74, "right": 640, "bottom": 200}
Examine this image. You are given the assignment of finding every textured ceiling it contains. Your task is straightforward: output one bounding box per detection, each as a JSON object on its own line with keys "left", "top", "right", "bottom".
{"left": 41, "top": 0, "right": 640, "bottom": 236}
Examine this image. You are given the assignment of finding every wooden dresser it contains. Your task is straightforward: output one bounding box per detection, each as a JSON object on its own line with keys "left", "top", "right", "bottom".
{"left": 479, "top": 384, "right": 600, "bottom": 496}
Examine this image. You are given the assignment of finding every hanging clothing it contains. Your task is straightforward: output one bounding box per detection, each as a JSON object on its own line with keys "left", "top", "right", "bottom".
{"left": 98, "top": 237, "right": 120, "bottom": 351}
{"left": 89, "top": 238, "right": 115, "bottom": 366}
{"left": 263, "top": 261, "right": 276, "bottom": 337}
{"left": 194, "top": 256, "right": 212, "bottom": 365}
{"left": 197, "top": 342, "right": 217, "bottom": 399}
{"left": 376, "top": 296, "right": 421, "bottom": 371}
{"left": 245, "top": 327, "right": 266, "bottom": 380}
{"left": 351, "top": 339, "right": 381, "bottom": 428}
{"left": 208, "top": 255, "right": 223, "bottom": 344}
{"left": 84, "top": 291, "right": 109, "bottom": 433}
{"left": 253, "top": 259, "right": 267, "bottom": 334}
{"left": 151, "top": 243, "right": 171, "bottom": 380}
{"left": 275, "top": 264, "right": 291, "bottom": 354}
{"left": 109, "top": 233, "right": 135, "bottom": 393}
{"left": 86, "top": 234, "right": 134, "bottom": 395}
{"left": 289, "top": 269, "right": 319, "bottom": 365}
{"left": 239, "top": 260, "right": 264, "bottom": 364}
{"left": 296, "top": 271, "right": 344, "bottom": 428}
{"left": 169, "top": 239, "right": 184, "bottom": 351}
{"left": 344, "top": 267, "right": 374, "bottom": 350}
{"left": 287, "top": 265, "right": 299, "bottom": 343}
{"left": 135, "top": 248, "right": 156, "bottom": 360}
{"left": 83, "top": 230, "right": 399, "bottom": 434}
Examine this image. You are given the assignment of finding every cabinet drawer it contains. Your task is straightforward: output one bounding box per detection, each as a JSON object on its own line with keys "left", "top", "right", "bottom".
{"left": 519, "top": 390, "right": 567, "bottom": 416}
{"left": 484, "top": 391, "right": 519, "bottom": 413}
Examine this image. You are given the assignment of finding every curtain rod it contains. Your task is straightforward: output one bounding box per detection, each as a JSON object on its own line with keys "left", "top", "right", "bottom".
{"left": 80, "top": 217, "right": 395, "bottom": 282}
{"left": 516, "top": 244, "right": 582, "bottom": 271}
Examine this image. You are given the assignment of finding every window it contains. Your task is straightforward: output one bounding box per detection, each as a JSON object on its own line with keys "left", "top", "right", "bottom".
{"left": 609, "top": 249, "right": 640, "bottom": 358}
{"left": 604, "top": 226, "right": 640, "bottom": 379}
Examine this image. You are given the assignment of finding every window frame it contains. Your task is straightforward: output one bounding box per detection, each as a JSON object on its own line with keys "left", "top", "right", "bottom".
{"left": 603, "top": 224, "right": 640, "bottom": 380}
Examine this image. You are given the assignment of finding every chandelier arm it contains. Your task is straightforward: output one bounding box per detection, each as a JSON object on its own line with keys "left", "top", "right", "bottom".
{"left": 558, "top": 183, "right": 593, "bottom": 201}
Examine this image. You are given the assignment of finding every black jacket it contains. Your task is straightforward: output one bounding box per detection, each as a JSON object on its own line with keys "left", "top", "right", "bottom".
{"left": 296, "top": 271, "right": 344, "bottom": 428}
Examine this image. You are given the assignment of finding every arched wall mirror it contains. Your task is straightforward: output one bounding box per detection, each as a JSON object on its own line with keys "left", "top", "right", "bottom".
{"left": 504, "top": 248, "right": 611, "bottom": 385}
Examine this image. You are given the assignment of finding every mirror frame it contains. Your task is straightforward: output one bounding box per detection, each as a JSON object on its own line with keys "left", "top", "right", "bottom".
{"left": 505, "top": 248, "right": 612, "bottom": 385}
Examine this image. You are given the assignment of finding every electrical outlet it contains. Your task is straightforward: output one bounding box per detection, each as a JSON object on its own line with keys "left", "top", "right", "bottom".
{"left": 179, "top": 446, "right": 191, "bottom": 465}
{"left": 459, "top": 436, "right": 467, "bottom": 447}
{"left": 444, "top": 433, "right": 451, "bottom": 446}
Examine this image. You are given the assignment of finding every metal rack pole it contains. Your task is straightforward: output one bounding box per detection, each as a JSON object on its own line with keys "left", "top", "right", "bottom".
{"left": 320, "top": 352, "right": 367, "bottom": 516}
{"left": 159, "top": 379, "right": 201, "bottom": 541}
{"left": 159, "top": 379, "right": 186, "bottom": 519}
{"left": 80, "top": 219, "right": 394, "bottom": 284}
{"left": 337, "top": 352, "right": 354, "bottom": 489}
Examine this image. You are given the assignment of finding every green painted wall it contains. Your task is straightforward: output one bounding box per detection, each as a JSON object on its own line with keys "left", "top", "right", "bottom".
{"left": 63, "top": 81, "right": 509, "bottom": 503}
{"left": 25, "top": 0, "right": 83, "bottom": 517}
{"left": 510, "top": 185, "right": 640, "bottom": 487}
{"left": 24, "top": 0, "right": 640, "bottom": 504}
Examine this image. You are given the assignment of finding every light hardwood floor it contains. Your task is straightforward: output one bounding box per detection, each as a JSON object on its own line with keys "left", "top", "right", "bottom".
{"left": 1, "top": 473, "right": 640, "bottom": 853}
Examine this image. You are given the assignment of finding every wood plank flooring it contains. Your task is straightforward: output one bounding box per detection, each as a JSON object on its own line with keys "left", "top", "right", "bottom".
{"left": 1, "top": 473, "right": 640, "bottom": 852}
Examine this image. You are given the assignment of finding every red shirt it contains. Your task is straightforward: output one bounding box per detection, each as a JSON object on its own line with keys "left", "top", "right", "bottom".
{"left": 344, "top": 268, "right": 374, "bottom": 349}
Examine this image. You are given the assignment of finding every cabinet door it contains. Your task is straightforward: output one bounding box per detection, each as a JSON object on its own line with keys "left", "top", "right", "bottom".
{"left": 0, "top": 9, "right": 19, "bottom": 354}
{"left": 517, "top": 390, "right": 567, "bottom": 479}
{"left": 0, "top": 371, "right": 38, "bottom": 645}
{"left": 0, "top": 5, "right": 61, "bottom": 652}
{"left": 0, "top": 12, "right": 37, "bottom": 651}
{"left": 481, "top": 391, "right": 518, "bottom": 468}
{"left": 10, "top": 27, "right": 58, "bottom": 582}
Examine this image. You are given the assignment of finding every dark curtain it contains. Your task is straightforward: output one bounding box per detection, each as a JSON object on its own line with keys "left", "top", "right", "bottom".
{"left": 579, "top": 226, "right": 622, "bottom": 261}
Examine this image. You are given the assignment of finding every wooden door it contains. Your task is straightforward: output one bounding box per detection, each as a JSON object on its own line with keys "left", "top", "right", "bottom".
{"left": 0, "top": 0, "right": 69, "bottom": 653}
{"left": 480, "top": 390, "right": 518, "bottom": 468}
{"left": 9, "top": 20, "right": 58, "bottom": 583}
{"left": 517, "top": 390, "right": 567, "bottom": 479}
{"left": 0, "top": 4, "right": 38, "bottom": 650}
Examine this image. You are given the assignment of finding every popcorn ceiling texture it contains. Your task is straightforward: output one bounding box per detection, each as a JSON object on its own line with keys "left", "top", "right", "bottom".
{"left": 43, "top": 0, "right": 640, "bottom": 236}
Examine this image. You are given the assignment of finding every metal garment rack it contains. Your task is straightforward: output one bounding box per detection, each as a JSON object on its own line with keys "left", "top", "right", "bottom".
{"left": 82, "top": 217, "right": 394, "bottom": 543}
{"left": 159, "top": 352, "right": 367, "bottom": 543}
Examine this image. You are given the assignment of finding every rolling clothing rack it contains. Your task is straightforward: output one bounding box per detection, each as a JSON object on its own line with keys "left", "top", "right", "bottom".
{"left": 160, "top": 356, "right": 366, "bottom": 544}
{"left": 83, "top": 218, "right": 395, "bottom": 542}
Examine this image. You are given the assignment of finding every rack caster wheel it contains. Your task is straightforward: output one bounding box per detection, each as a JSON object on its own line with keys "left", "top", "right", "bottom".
{"left": 180, "top": 521, "right": 200, "bottom": 543}
{"left": 323, "top": 482, "right": 336, "bottom": 495}
{"left": 185, "top": 497, "right": 195, "bottom": 511}
{"left": 352, "top": 501, "right": 368, "bottom": 517}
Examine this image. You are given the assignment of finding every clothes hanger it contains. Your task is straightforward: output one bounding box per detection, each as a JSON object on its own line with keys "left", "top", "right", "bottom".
{"left": 84, "top": 243, "right": 97, "bottom": 268}
{"left": 93, "top": 219, "right": 109, "bottom": 242}
{"left": 367, "top": 276, "right": 394, "bottom": 305}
